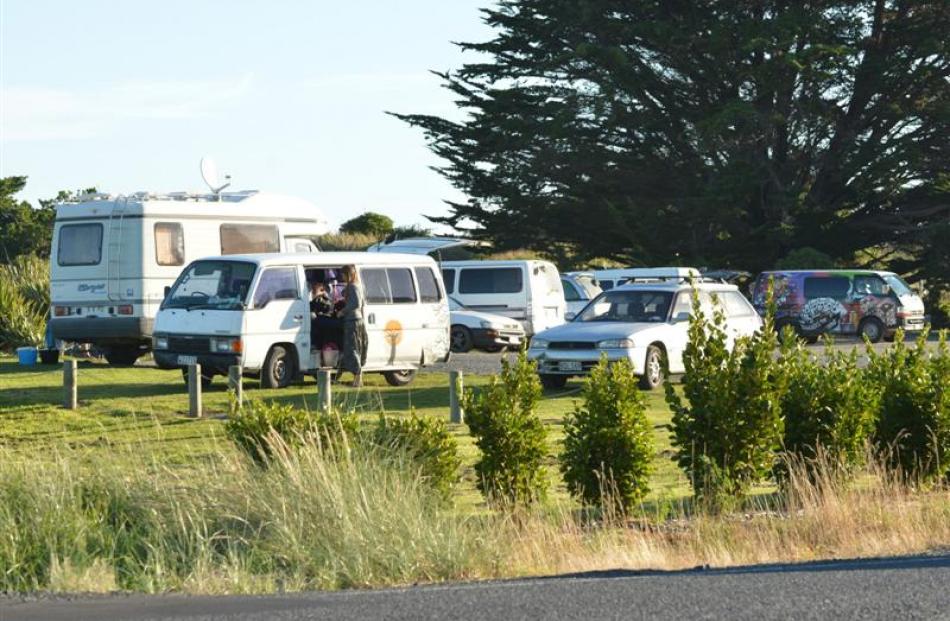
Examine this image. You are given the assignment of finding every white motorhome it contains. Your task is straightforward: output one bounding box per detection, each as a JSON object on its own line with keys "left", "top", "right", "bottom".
{"left": 152, "top": 252, "right": 450, "bottom": 388}
{"left": 439, "top": 260, "right": 565, "bottom": 336}
{"left": 49, "top": 191, "right": 328, "bottom": 365}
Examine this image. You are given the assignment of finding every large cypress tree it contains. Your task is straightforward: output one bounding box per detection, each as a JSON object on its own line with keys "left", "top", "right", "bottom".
{"left": 396, "top": 1, "right": 949, "bottom": 272}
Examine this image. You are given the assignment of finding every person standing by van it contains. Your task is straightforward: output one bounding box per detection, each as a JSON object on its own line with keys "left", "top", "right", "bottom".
{"left": 340, "top": 265, "right": 367, "bottom": 387}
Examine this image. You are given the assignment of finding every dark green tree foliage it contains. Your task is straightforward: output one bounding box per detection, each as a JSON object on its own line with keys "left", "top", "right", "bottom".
{"left": 777, "top": 335, "right": 878, "bottom": 477}
{"left": 867, "top": 329, "right": 950, "bottom": 480}
{"left": 373, "top": 413, "right": 462, "bottom": 500}
{"left": 339, "top": 212, "right": 394, "bottom": 237}
{"left": 560, "top": 357, "right": 654, "bottom": 511}
{"left": 463, "top": 350, "right": 549, "bottom": 506}
{"left": 397, "top": 1, "right": 949, "bottom": 273}
{"left": 0, "top": 177, "right": 54, "bottom": 260}
{"left": 664, "top": 288, "right": 785, "bottom": 505}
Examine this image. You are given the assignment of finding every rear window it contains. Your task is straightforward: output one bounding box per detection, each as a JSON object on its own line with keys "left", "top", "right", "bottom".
{"left": 562, "top": 279, "right": 581, "bottom": 302}
{"left": 459, "top": 267, "right": 523, "bottom": 294}
{"left": 220, "top": 224, "right": 279, "bottom": 255}
{"left": 57, "top": 223, "right": 103, "bottom": 266}
{"left": 154, "top": 222, "right": 185, "bottom": 266}
{"left": 721, "top": 291, "right": 755, "bottom": 317}
{"left": 415, "top": 267, "right": 442, "bottom": 303}
{"left": 442, "top": 268, "right": 456, "bottom": 294}
{"left": 804, "top": 276, "right": 849, "bottom": 300}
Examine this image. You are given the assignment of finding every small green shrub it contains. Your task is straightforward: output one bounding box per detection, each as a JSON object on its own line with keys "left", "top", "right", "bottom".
{"left": 463, "top": 350, "right": 548, "bottom": 506}
{"left": 0, "top": 254, "right": 50, "bottom": 350}
{"left": 867, "top": 329, "right": 950, "bottom": 480}
{"left": 225, "top": 399, "right": 358, "bottom": 465}
{"left": 778, "top": 336, "right": 878, "bottom": 478}
{"left": 664, "top": 286, "right": 786, "bottom": 506}
{"left": 373, "top": 413, "right": 462, "bottom": 500}
{"left": 560, "top": 357, "right": 654, "bottom": 511}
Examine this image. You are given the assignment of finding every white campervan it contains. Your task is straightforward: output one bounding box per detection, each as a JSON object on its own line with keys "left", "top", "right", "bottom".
{"left": 49, "top": 191, "right": 328, "bottom": 365}
{"left": 440, "top": 260, "right": 565, "bottom": 336}
{"left": 152, "top": 252, "right": 450, "bottom": 388}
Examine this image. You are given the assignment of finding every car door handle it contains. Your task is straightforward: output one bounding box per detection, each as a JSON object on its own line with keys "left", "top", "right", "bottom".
{"left": 367, "top": 313, "right": 376, "bottom": 325}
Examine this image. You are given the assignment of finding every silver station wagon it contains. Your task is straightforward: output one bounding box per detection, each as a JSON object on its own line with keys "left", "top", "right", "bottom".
{"left": 527, "top": 270, "right": 762, "bottom": 390}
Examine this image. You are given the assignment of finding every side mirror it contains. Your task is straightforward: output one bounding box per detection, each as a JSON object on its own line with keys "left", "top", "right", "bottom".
{"left": 565, "top": 312, "right": 576, "bottom": 321}
{"left": 672, "top": 311, "right": 690, "bottom": 323}
{"left": 163, "top": 286, "right": 171, "bottom": 299}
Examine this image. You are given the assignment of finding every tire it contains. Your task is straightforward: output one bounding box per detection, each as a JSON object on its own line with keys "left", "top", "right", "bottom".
{"left": 104, "top": 346, "right": 142, "bottom": 366}
{"left": 858, "top": 317, "right": 885, "bottom": 344}
{"left": 384, "top": 369, "right": 416, "bottom": 386}
{"left": 638, "top": 345, "right": 664, "bottom": 391}
{"left": 540, "top": 374, "right": 568, "bottom": 390}
{"left": 261, "top": 345, "right": 296, "bottom": 389}
{"left": 450, "top": 325, "right": 473, "bottom": 353}
{"left": 181, "top": 367, "right": 214, "bottom": 389}
{"left": 482, "top": 345, "right": 504, "bottom": 353}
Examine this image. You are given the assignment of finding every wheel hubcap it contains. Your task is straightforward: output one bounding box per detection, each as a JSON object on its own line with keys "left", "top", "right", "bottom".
{"left": 274, "top": 359, "right": 286, "bottom": 382}
{"left": 648, "top": 353, "right": 661, "bottom": 383}
{"left": 865, "top": 323, "right": 881, "bottom": 340}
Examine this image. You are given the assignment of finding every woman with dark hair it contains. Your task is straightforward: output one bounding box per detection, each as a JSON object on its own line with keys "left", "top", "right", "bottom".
{"left": 339, "top": 264, "right": 367, "bottom": 387}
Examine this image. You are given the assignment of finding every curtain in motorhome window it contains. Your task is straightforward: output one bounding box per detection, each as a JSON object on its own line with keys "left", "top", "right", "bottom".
{"left": 154, "top": 222, "right": 184, "bottom": 266}
{"left": 459, "top": 268, "right": 523, "bottom": 294}
{"left": 220, "top": 224, "right": 279, "bottom": 255}
{"left": 57, "top": 223, "right": 103, "bottom": 266}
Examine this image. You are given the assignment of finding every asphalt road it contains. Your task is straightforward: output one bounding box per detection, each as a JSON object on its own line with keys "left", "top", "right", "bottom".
{"left": 4, "top": 554, "right": 949, "bottom": 621}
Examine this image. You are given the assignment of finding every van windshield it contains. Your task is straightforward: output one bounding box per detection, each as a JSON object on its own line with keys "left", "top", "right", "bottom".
{"left": 577, "top": 290, "right": 674, "bottom": 323}
{"left": 883, "top": 274, "right": 913, "bottom": 297}
{"left": 164, "top": 260, "right": 256, "bottom": 311}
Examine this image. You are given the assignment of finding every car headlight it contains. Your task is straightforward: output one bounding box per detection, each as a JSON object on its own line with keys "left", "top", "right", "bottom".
{"left": 480, "top": 320, "right": 498, "bottom": 329}
{"left": 153, "top": 336, "right": 168, "bottom": 350}
{"left": 210, "top": 337, "right": 242, "bottom": 353}
{"left": 530, "top": 339, "right": 549, "bottom": 350}
{"left": 597, "top": 338, "right": 635, "bottom": 349}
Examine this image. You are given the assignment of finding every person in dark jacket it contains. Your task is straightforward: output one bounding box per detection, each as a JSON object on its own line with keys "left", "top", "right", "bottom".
{"left": 339, "top": 265, "right": 367, "bottom": 386}
{"left": 309, "top": 281, "right": 340, "bottom": 350}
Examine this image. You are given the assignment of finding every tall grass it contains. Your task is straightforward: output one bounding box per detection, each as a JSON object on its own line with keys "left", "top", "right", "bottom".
{"left": 0, "top": 254, "right": 50, "bottom": 350}
{"left": 1, "top": 438, "right": 947, "bottom": 594}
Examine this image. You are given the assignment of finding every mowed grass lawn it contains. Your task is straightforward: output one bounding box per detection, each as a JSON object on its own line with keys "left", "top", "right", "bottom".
{"left": 0, "top": 356, "right": 690, "bottom": 506}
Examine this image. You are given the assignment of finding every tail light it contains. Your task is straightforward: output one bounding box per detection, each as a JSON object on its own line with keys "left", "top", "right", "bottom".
{"left": 117, "top": 305, "right": 133, "bottom": 315}
{"left": 54, "top": 306, "right": 67, "bottom": 317}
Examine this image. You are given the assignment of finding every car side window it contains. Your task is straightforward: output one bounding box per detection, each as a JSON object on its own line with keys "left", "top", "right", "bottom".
{"left": 672, "top": 292, "right": 692, "bottom": 318}
{"left": 722, "top": 291, "right": 755, "bottom": 318}
{"left": 415, "top": 267, "right": 442, "bottom": 303}
{"left": 362, "top": 268, "right": 392, "bottom": 304}
{"left": 853, "top": 275, "right": 887, "bottom": 297}
{"left": 442, "top": 268, "right": 456, "bottom": 294}
{"left": 253, "top": 267, "right": 298, "bottom": 308}
{"left": 562, "top": 279, "right": 581, "bottom": 301}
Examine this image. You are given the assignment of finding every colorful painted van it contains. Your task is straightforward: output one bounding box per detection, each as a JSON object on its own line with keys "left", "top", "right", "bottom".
{"left": 752, "top": 270, "right": 926, "bottom": 342}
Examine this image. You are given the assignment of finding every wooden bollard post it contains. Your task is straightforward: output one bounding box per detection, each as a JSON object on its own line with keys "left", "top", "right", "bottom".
{"left": 63, "top": 360, "right": 77, "bottom": 410}
{"left": 317, "top": 370, "right": 332, "bottom": 413}
{"left": 188, "top": 364, "right": 203, "bottom": 418}
{"left": 228, "top": 365, "right": 243, "bottom": 409}
{"left": 449, "top": 370, "right": 464, "bottom": 424}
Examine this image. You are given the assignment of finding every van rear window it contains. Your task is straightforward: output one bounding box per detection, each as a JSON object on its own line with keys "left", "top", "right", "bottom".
{"left": 415, "top": 267, "right": 442, "bottom": 303}
{"left": 804, "top": 276, "right": 850, "bottom": 300}
{"left": 57, "top": 223, "right": 103, "bottom": 266}
{"left": 220, "top": 224, "right": 279, "bottom": 255}
{"left": 459, "top": 268, "right": 523, "bottom": 294}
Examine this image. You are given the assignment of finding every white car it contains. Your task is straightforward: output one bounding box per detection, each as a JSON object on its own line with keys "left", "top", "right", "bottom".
{"left": 561, "top": 272, "right": 602, "bottom": 318}
{"left": 528, "top": 276, "right": 762, "bottom": 390}
{"left": 448, "top": 296, "right": 526, "bottom": 353}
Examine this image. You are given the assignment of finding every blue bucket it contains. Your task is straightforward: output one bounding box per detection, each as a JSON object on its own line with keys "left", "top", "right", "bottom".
{"left": 16, "top": 347, "right": 38, "bottom": 366}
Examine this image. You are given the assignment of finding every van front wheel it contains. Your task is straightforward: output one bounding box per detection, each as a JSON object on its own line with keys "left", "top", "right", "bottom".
{"left": 858, "top": 317, "right": 884, "bottom": 343}
{"left": 261, "top": 345, "right": 295, "bottom": 389}
{"left": 384, "top": 369, "right": 416, "bottom": 386}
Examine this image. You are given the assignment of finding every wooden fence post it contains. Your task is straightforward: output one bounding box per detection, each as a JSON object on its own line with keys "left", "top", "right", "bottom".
{"left": 63, "top": 360, "right": 77, "bottom": 410}
{"left": 449, "top": 370, "right": 464, "bottom": 424}
{"left": 317, "top": 370, "right": 332, "bottom": 413}
{"left": 188, "top": 363, "right": 203, "bottom": 418}
{"left": 228, "top": 365, "right": 243, "bottom": 409}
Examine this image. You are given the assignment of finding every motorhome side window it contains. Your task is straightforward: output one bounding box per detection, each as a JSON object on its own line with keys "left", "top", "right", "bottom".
{"left": 458, "top": 268, "right": 523, "bottom": 294}
{"left": 361, "top": 267, "right": 418, "bottom": 304}
{"left": 804, "top": 276, "right": 849, "bottom": 300}
{"left": 154, "top": 222, "right": 184, "bottom": 266}
{"left": 253, "top": 267, "right": 299, "bottom": 307}
{"left": 415, "top": 267, "right": 442, "bottom": 303}
{"left": 57, "top": 223, "right": 103, "bottom": 266}
{"left": 220, "top": 224, "right": 280, "bottom": 255}
{"left": 441, "top": 269, "right": 456, "bottom": 294}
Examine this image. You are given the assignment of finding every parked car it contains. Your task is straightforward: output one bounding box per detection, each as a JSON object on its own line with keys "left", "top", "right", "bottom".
{"left": 153, "top": 252, "right": 450, "bottom": 388}
{"left": 561, "top": 272, "right": 602, "bottom": 319}
{"left": 448, "top": 296, "right": 525, "bottom": 353}
{"left": 528, "top": 271, "right": 762, "bottom": 390}
{"left": 752, "top": 269, "right": 926, "bottom": 343}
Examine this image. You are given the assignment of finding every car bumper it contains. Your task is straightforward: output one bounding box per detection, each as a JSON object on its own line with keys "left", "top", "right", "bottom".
{"left": 528, "top": 347, "right": 646, "bottom": 376}
{"left": 49, "top": 316, "right": 153, "bottom": 345}
{"left": 898, "top": 317, "right": 926, "bottom": 332}
{"left": 472, "top": 328, "right": 525, "bottom": 350}
{"left": 154, "top": 351, "right": 242, "bottom": 375}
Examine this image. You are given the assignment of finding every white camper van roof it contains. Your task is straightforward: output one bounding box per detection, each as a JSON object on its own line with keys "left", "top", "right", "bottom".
{"left": 53, "top": 191, "right": 329, "bottom": 229}
{"left": 593, "top": 267, "right": 701, "bottom": 281}
{"left": 367, "top": 237, "right": 473, "bottom": 254}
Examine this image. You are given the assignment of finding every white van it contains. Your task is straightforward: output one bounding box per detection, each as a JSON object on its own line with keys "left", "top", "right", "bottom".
{"left": 439, "top": 260, "right": 565, "bottom": 336}
{"left": 49, "top": 191, "right": 328, "bottom": 365}
{"left": 152, "top": 252, "right": 450, "bottom": 388}
{"left": 592, "top": 267, "right": 702, "bottom": 291}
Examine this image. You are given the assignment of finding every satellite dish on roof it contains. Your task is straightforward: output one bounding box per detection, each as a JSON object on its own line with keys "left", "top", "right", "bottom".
{"left": 199, "top": 156, "right": 231, "bottom": 199}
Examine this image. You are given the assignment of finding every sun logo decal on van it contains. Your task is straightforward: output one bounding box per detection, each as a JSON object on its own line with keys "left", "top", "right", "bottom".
{"left": 384, "top": 320, "right": 404, "bottom": 346}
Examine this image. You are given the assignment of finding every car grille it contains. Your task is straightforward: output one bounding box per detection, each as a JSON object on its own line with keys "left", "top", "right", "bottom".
{"left": 548, "top": 341, "right": 597, "bottom": 350}
{"left": 168, "top": 336, "right": 211, "bottom": 354}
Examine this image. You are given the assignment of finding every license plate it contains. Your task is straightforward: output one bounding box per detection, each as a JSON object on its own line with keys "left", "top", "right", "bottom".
{"left": 177, "top": 355, "right": 198, "bottom": 366}
{"left": 558, "top": 360, "right": 582, "bottom": 372}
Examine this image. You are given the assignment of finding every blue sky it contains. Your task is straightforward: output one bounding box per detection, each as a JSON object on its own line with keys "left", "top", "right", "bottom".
{"left": 0, "top": 0, "right": 492, "bottom": 230}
